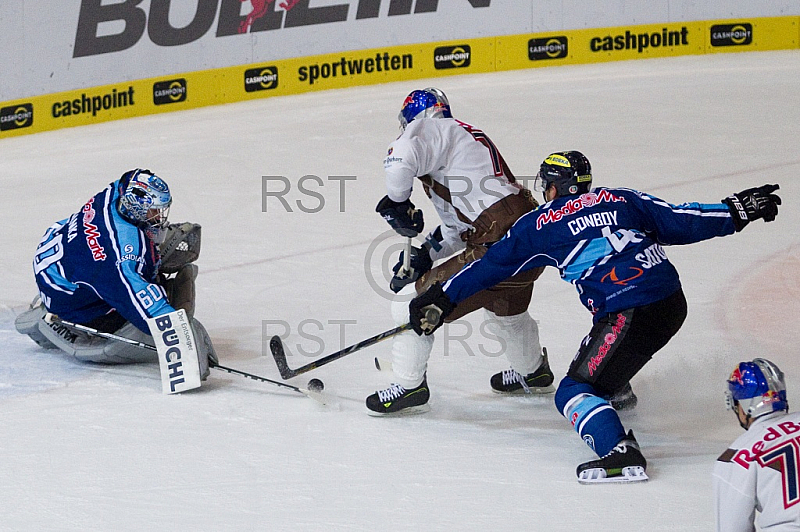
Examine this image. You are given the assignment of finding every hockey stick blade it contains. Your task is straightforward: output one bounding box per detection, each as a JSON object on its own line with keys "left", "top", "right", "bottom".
{"left": 270, "top": 335, "right": 298, "bottom": 379}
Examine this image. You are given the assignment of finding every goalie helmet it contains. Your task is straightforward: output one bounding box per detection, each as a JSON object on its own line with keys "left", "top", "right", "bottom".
{"left": 398, "top": 87, "right": 452, "bottom": 132}
{"left": 534, "top": 151, "right": 592, "bottom": 200}
{"left": 117, "top": 169, "right": 172, "bottom": 242}
{"left": 725, "top": 358, "right": 788, "bottom": 429}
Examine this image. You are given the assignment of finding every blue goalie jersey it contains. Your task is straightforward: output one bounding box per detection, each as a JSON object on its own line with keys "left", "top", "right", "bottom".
{"left": 443, "top": 187, "right": 737, "bottom": 320}
{"left": 33, "top": 180, "right": 175, "bottom": 333}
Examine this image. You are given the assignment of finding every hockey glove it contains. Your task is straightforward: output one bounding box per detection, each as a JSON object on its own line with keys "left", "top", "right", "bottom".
{"left": 390, "top": 243, "right": 434, "bottom": 293}
{"left": 375, "top": 195, "right": 424, "bottom": 237}
{"left": 409, "top": 283, "right": 455, "bottom": 336}
{"left": 722, "top": 184, "right": 781, "bottom": 232}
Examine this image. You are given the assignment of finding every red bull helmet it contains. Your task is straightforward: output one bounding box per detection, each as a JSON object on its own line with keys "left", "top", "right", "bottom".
{"left": 398, "top": 87, "right": 452, "bottom": 132}
{"left": 725, "top": 358, "right": 788, "bottom": 428}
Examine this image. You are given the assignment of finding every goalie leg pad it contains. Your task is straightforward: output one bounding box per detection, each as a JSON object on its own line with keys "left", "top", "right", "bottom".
{"left": 15, "top": 299, "right": 58, "bottom": 349}
{"left": 35, "top": 318, "right": 156, "bottom": 364}
{"left": 191, "top": 318, "right": 217, "bottom": 381}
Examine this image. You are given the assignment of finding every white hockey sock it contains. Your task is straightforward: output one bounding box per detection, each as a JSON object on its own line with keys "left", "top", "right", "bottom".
{"left": 484, "top": 309, "right": 542, "bottom": 375}
{"left": 390, "top": 285, "right": 433, "bottom": 389}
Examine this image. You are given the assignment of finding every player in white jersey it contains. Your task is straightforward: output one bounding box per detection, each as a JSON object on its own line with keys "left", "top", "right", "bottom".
{"left": 367, "top": 88, "right": 551, "bottom": 415}
{"left": 713, "top": 358, "right": 800, "bottom": 531}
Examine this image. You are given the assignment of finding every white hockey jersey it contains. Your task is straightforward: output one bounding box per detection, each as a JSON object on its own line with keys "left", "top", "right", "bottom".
{"left": 383, "top": 117, "right": 522, "bottom": 261}
{"left": 713, "top": 411, "right": 800, "bottom": 531}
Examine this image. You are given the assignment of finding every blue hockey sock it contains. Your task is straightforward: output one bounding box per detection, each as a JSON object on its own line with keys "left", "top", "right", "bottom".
{"left": 554, "top": 376, "right": 626, "bottom": 457}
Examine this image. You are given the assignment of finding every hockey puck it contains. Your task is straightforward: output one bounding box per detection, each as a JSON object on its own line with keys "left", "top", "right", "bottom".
{"left": 307, "top": 378, "right": 324, "bottom": 392}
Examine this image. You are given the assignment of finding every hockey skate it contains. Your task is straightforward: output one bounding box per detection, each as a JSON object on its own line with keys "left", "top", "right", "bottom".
{"left": 576, "top": 430, "right": 648, "bottom": 484}
{"left": 608, "top": 382, "right": 638, "bottom": 411}
{"left": 490, "top": 347, "right": 555, "bottom": 394}
{"left": 366, "top": 378, "right": 430, "bottom": 416}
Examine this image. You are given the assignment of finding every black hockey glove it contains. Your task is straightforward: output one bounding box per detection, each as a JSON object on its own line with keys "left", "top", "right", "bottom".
{"left": 375, "top": 195, "right": 424, "bottom": 237}
{"left": 409, "top": 283, "right": 455, "bottom": 336}
{"left": 722, "top": 184, "right": 781, "bottom": 232}
{"left": 390, "top": 243, "right": 434, "bottom": 293}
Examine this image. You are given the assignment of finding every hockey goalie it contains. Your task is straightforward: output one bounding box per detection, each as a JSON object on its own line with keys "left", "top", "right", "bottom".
{"left": 15, "top": 168, "right": 217, "bottom": 386}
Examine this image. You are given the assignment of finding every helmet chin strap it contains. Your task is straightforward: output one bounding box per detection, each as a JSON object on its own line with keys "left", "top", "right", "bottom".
{"left": 736, "top": 403, "right": 754, "bottom": 430}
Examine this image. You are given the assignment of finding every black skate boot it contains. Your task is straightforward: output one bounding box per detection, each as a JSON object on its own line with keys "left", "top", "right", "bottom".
{"left": 576, "top": 430, "right": 648, "bottom": 484}
{"left": 490, "top": 347, "right": 555, "bottom": 394}
{"left": 366, "top": 378, "right": 430, "bottom": 416}
{"left": 608, "top": 382, "right": 638, "bottom": 411}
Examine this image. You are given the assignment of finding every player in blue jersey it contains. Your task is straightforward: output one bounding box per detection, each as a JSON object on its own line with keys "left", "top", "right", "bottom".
{"left": 15, "top": 169, "right": 217, "bottom": 378}
{"left": 406, "top": 151, "right": 781, "bottom": 483}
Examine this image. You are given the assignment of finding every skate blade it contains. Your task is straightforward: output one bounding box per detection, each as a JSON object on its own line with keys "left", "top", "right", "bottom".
{"left": 492, "top": 384, "right": 555, "bottom": 395}
{"left": 367, "top": 404, "right": 431, "bottom": 417}
{"left": 577, "top": 466, "right": 648, "bottom": 484}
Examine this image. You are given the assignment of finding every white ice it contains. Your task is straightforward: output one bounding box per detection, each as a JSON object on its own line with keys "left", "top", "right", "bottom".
{"left": 1, "top": 50, "right": 799, "bottom": 531}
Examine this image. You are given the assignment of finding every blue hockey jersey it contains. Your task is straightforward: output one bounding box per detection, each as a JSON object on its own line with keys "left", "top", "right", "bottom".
{"left": 33, "top": 181, "right": 175, "bottom": 333}
{"left": 443, "top": 187, "right": 737, "bottom": 320}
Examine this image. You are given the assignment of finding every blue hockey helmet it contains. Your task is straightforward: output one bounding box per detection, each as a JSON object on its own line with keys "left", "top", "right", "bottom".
{"left": 117, "top": 169, "right": 172, "bottom": 240}
{"left": 398, "top": 87, "right": 452, "bottom": 132}
{"left": 725, "top": 358, "right": 788, "bottom": 428}
{"left": 534, "top": 151, "right": 592, "bottom": 201}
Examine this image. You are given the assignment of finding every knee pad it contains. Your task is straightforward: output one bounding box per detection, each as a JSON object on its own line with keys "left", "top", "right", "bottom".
{"left": 555, "top": 376, "right": 626, "bottom": 456}
{"left": 484, "top": 309, "right": 541, "bottom": 374}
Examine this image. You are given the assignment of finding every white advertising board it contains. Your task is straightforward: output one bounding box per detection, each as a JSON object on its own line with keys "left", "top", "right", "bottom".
{"left": 2, "top": 0, "right": 799, "bottom": 100}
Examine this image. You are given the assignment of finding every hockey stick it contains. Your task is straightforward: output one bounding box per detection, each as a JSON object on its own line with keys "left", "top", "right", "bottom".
{"left": 400, "top": 236, "right": 412, "bottom": 278}
{"left": 270, "top": 308, "right": 440, "bottom": 379}
{"left": 43, "top": 313, "right": 319, "bottom": 398}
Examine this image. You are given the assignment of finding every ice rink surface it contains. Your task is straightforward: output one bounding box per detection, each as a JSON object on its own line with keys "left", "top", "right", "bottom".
{"left": 1, "top": 50, "right": 799, "bottom": 531}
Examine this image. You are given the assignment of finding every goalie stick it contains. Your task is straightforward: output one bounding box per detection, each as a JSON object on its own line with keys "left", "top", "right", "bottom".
{"left": 270, "top": 307, "right": 440, "bottom": 379}
{"left": 43, "top": 313, "right": 323, "bottom": 399}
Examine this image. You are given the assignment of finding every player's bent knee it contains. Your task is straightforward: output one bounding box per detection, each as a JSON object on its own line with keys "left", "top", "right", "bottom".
{"left": 555, "top": 376, "right": 598, "bottom": 413}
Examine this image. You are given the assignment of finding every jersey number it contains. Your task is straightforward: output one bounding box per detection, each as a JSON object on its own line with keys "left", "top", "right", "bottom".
{"left": 456, "top": 119, "right": 505, "bottom": 177}
{"left": 602, "top": 227, "right": 644, "bottom": 253}
{"left": 136, "top": 284, "right": 164, "bottom": 309}
{"left": 34, "top": 233, "right": 64, "bottom": 275}
{"left": 758, "top": 438, "right": 800, "bottom": 509}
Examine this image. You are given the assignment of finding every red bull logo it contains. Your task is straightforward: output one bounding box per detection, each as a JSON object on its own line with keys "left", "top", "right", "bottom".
{"left": 239, "top": 0, "right": 300, "bottom": 34}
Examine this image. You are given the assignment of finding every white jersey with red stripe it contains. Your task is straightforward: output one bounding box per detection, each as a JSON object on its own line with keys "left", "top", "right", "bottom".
{"left": 713, "top": 411, "right": 800, "bottom": 531}
{"left": 383, "top": 117, "right": 522, "bottom": 260}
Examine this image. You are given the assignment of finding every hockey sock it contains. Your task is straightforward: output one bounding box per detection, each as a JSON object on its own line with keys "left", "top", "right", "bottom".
{"left": 555, "top": 376, "right": 626, "bottom": 457}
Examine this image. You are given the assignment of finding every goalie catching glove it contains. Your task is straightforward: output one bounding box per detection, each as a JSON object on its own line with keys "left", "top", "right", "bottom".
{"left": 409, "top": 282, "right": 455, "bottom": 335}
{"left": 376, "top": 195, "right": 424, "bottom": 237}
{"left": 159, "top": 222, "right": 202, "bottom": 274}
{"left": 722, "top": 184, "right": 781, "bottom": 232}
